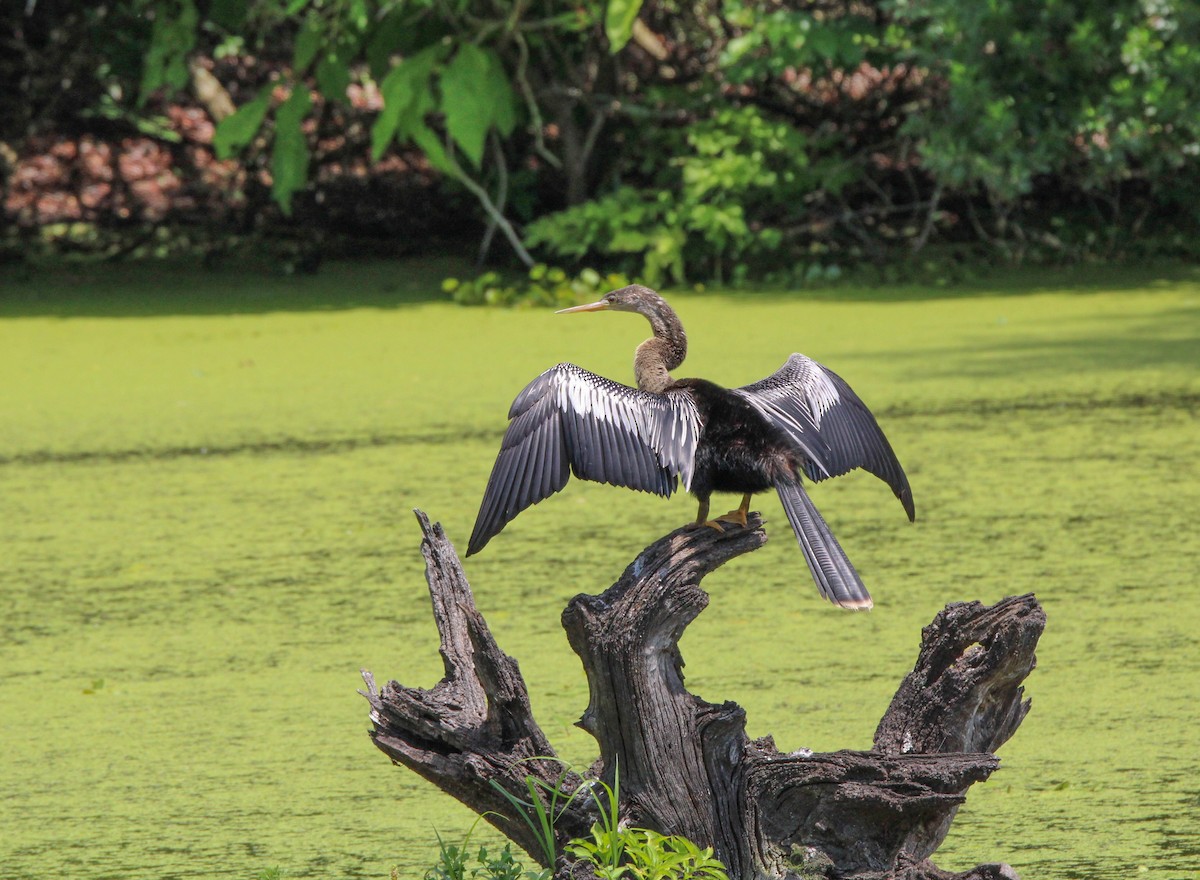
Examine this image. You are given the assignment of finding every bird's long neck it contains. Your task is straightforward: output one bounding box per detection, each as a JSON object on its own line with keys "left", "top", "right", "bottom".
{"left": 634, "top": 304, "right": 687, "bottom": 393}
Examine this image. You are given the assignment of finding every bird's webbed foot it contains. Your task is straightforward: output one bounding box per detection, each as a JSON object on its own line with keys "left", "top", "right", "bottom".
{"left": 712, "top": 510, "right": 749, "bottom": 528}
{"left": 688, "top": 495, "right": 752, "bottom": 531}
{"left": 715, "top": 493, "right": 752, "bottom": 527}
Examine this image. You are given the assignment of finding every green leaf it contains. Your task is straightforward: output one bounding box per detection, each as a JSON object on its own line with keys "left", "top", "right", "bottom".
{"left": 609, "top": 230, "right": 652, "bottom": 252}
{"left": 440, "top": 44, "right": 518, "bottom": 167}
{"left": 316, "top": 53, "right": 351, "bottom": 101}
{"left": 293, "top": 18, "right": 322, "bottom": 72}
{"left": 212, "top": 88, "right": 271, "bottom": 159}
{"left": 605, "top": 0, "right": 644, "bottom": 53}
{"left": 139, "top": 0, "right": 199, "bottom": 103}
{"left": 438, "top": 44, "right": 493, "bottom": 167}
{"left": 371, "top": 45, "right": 442, "bottom": 161}
{"left": 411, "top": 125, "right": 455, "bottom": 177}
{"left": 271, "top": 86, "right": 312, "bottom": 215}
{"left": 481, "top": 49, "right": 518, "bottom": 138}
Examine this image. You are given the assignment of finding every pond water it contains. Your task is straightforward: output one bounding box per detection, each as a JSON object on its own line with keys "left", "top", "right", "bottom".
{"left": 1, "top": 263, "right": 1197, "bottom": 879}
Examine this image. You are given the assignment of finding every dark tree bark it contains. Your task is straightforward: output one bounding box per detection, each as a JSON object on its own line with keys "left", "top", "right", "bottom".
{"left": 362, "top": 510, "right": 1043, "bottom": 880}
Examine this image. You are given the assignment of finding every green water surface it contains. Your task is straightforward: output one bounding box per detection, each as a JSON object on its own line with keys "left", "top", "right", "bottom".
{"left": 1, "top": 262, "right": 1198, "bottom": 879}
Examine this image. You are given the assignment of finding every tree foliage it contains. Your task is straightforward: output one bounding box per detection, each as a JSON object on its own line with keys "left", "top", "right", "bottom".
{"left": 5, "top": 0, "right": 1199, "bottom": 278}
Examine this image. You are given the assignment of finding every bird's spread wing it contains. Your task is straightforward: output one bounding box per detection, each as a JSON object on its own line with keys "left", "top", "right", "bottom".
{"left": 735, "top": 354, "right": 914, "bottom": 520}
{"left": 467, "top": 363, "right": 702, "bottom": 555}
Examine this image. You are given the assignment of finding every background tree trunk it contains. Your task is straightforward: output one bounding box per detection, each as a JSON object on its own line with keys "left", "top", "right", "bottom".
{"left": 361, "top": 511, "right": 1044, "bottom": 879}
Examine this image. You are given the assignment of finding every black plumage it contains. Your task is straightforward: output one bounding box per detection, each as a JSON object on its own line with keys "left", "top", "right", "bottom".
{"left": 466, "top": 285, "right": 913, "bottom": 609}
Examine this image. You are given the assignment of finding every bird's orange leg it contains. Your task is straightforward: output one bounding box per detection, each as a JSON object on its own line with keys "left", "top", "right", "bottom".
{"left": 713, "top": 493, "right": 752, "bottom": 528}
{"left": 689, "top": 495, "right": 751, "bottom": 532}
{"left": 686, "top": 499, "right": 723, "bottom": 531}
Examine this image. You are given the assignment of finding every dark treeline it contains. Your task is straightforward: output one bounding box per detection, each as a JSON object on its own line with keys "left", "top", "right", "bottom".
{"left": 4, "top": 1, "right": 1199, "bottom": 282}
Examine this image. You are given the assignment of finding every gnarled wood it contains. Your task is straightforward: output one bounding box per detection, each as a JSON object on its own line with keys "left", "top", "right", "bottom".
{"left": 362, "top": 510, "right": 1044, "bottom": 879}
{"left": 359, "top": 511, "right": 595, "bottom": 860}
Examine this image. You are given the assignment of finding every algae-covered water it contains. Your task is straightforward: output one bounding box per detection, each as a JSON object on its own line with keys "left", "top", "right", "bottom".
{"left": 1, "top": 261, "right": 1198, "bottom": 879}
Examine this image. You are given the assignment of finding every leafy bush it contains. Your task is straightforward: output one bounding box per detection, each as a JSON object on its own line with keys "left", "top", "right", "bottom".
{"left": 570, "top": 827, "right": 730, "bottom": 880}
{"left": 552, "top": 771, "right": 727, "bottom": 880}
{"left": 887, "top": 0, "right": 1200, "bottom": 257}
{"left": 423, "top": 764, "right": 734, "bottom": 880}
{"left": 443, "top": 265, "right": 630, "bottom": 308}
{"left": 526, "top": 105, "right": 848, "bottom": 286}
{"left": 13, "top": 0, "right": 1200, "bottom": 271}
{"left": 418, "top": 833, "right": 549, "bottom": 880}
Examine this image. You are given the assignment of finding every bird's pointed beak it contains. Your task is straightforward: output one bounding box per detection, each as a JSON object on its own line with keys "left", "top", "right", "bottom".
{"left": 555, "top": 299, "right": 610, "bottom": 314}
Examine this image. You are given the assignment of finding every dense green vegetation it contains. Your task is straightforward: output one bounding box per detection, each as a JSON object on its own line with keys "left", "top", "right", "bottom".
{"left": 7, "top": 1, "right": 1200, "bottom": 274}
{"left": 474, "top": 767, "right": 729, "bottom": 880}
{"left": 1, "top": 261, "right": 1197, "bottom": 878}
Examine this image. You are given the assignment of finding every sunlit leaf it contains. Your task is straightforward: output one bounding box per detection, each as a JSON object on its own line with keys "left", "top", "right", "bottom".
{"left": 481, "top": 49, "right": 518, "bottom": 137}
{"left": 440, "top": 44, "right": 517, "bottom": 167}
{"left": 371, "top": 45, "right": 442, "bottom": 161}
{"left": 439, "top": 44, "right": 491, "bottom": 166}
{"left": 605, "top": 0, "right": 644, "bottom": 53}
{"left": 212, "top": 88, "right": 270, "bottom": 159}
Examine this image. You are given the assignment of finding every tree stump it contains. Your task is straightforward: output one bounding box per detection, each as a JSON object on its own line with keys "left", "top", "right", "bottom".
{"left": 361, "top": 510, "right": 1044, "bottom": 880}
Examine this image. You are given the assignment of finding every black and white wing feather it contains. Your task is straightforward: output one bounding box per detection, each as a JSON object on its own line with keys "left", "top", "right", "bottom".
{"left": 736, "top": 354, "right": 914, "bottom": 520}
{"left": 467, "top": 363, "right": 701, "bottom": 555}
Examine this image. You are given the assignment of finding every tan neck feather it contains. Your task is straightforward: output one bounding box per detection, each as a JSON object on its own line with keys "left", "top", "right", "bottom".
{"left": 626, "top": 292, "right": 687, "bottom": 393}
{"left": 635, "top": 338, "right": 677, "bottom": 393}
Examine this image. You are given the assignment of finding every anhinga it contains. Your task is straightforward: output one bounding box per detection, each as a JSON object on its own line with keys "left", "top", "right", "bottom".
{"left": 467, "top": 285, "right": 914, "bottom": 609}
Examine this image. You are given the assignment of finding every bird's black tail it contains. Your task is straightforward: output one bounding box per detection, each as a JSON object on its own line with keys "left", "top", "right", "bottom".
{"left": 774, "top": 480, "right": 872, "bottom": 609}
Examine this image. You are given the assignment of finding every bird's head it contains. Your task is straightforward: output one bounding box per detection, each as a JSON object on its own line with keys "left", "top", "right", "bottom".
{"left": 556, "top": 284, "right": 669, "bottom": 320}
{"left": 558, "top": 284, "right": 687, "bottom": 382}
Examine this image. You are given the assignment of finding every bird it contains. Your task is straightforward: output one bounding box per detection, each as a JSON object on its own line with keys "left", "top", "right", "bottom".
{"left": 466, "top": 285, "right": 914, "bottom": 609}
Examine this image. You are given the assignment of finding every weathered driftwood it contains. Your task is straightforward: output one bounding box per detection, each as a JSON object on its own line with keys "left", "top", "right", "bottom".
{"left": 361, "top": 510, "right": 1043, "bottom": 880}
